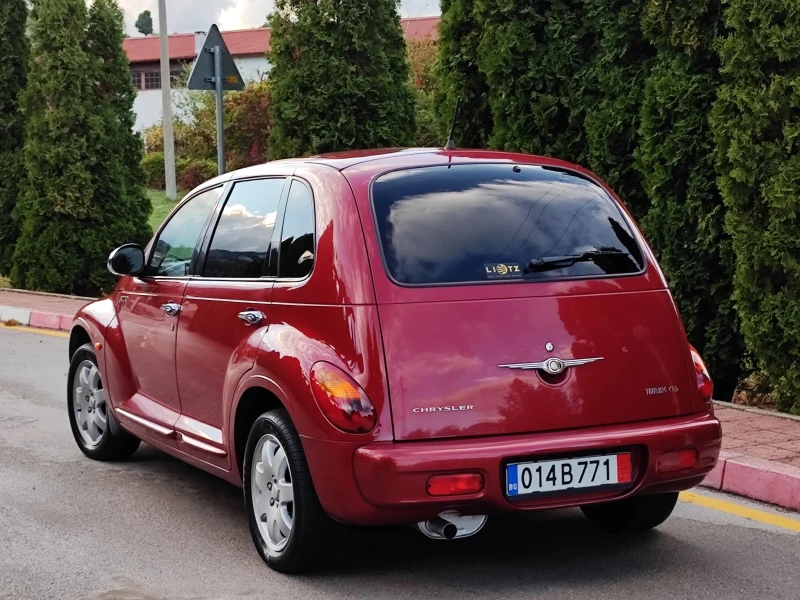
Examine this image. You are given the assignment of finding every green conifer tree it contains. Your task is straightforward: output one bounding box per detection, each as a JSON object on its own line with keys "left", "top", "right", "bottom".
{"left": 581, "top": 0, "right": 654, "bottom": 219}
{"left": 436, "top": 0, "right": 493, "bottom": 148}
{"left": 13, "top": 0, "right": 150, "bottom": 295}
{"left": 474, "top": 0, "right": 592, "bottom": 162}
{"left": 711, "top": 0, "right": 800, "bottom": 413}
{"left": 268, "top": 0, "right": 415, "bottom": 158}
{"left": 0, "top": 0, "right": 29, "bottom": 275}
{"left": 635, "top": 0, "right": 744, "bottom": 401}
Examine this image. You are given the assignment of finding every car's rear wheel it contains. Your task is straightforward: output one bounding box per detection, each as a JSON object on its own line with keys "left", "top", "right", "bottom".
{"left": 580, "top": 492, "right": 679, "bottom": 533}
{"left": 67, "top": 343, "right": 140, "bottom": 460}
{"left": 243, "top": 409, "right": 332, "bottom": 573}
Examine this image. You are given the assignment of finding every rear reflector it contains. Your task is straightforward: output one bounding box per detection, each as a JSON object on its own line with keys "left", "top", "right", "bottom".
{"left": 658, "top": 449, "right": 698, "bottom": 473}
{"left": 616, "top": 453, "right": 633, "bottom": 483}
{"left": 427, "top": 473, "right": 484, "bottom": 497}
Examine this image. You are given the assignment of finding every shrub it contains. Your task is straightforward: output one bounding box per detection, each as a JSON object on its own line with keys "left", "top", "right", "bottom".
{"left": 436, "top": 0, "right": 493, "bottom": 148}
{"left": 636, "top": 0, "right": 744, "bottom": 400}
{"left": 268, "top": 0, "right": 415, "bottom": 158}
{"left": 408, "top": 38, "right": 443, "bottom": 147}
{"left": 0, "top": 0, "right": 29, "bottom": 275}
{"left": 142, "top": 152, "right": 166, "bottom": 189}
{"left": 177, "top": 158, "right": 217, "bottom": 191}
{"left": 711, "top": 0, "right": 800, "bottom": 413}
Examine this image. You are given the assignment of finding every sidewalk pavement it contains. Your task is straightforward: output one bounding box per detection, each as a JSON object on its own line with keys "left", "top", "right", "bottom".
{"left": 0, "top": 288, "right": 90, "bottom": 331}
{"left": 1, "top": 288, "right": 799, "bottom": 511}
{"left": 702, "top": 403, "right": 800, "bottom": 511}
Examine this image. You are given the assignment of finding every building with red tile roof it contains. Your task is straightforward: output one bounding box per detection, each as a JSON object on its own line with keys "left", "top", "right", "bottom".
{"left": 127, "top": 16, "right": 439, "bottom": 131}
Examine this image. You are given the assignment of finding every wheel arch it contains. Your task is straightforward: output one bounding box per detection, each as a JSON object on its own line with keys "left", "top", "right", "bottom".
{"left": 69, "top": 325, "right": 92, "bottom": 359}
{"left": 232, "top": 385, "right": 286, "bottom": 479}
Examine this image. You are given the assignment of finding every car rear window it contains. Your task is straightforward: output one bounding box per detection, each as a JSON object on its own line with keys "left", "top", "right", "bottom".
{"left": 371, "top": 164, "right": 645, "bottom": 285}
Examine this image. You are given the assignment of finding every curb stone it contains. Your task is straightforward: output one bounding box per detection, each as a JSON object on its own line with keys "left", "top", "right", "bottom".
{"left": 0, "top": 305, "right": 72, "bottom": 332}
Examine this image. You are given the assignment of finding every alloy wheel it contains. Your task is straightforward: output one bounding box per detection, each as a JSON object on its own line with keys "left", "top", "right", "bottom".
{"left": 251, "top": 434, "right": 295, "bottom": 554}
{"left": 72, "top": 360, "right": 108, "bottom": 448}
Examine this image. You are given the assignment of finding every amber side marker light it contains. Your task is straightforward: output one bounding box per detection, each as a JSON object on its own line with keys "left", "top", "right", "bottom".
{"left": 310, "top": 363, "right": 376, "bottom": 434}
{"left": 427, "top": 473, "right": 484, "bottom": 497}
{"left": 658, "top": 449, "right": 698, "bottom": 473}
{"left": 689, "top": 344, "right": 714, "bottom": 403}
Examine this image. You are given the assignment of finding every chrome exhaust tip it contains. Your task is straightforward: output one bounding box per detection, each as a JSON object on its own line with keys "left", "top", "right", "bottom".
{"left": 415, "top": 511, "right": 488, "bottom": 540}
{"left": 427, "top": 516, "right": 458, "bottom": 540}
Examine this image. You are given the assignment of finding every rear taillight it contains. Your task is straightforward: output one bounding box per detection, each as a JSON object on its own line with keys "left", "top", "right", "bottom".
{"left": 310, "top": 363, "right": 376, "bottom": 434}
{"left": 689, "top": 344, "right": 714, "bottom": 402}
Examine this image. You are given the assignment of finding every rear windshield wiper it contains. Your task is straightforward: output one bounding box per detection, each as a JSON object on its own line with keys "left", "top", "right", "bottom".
{"left": 523, "top": 250, "right": 633, "bottom": 274}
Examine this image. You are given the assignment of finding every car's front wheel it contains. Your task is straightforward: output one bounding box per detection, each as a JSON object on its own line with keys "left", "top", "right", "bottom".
{"left": 581, "top": 492, "right": 679, "bottom": 533}
{"left": 243, "top": 409, "right": 333, "bottom": 573}
{"left": 67, "top": 343, "right": 140, "bottom": 460}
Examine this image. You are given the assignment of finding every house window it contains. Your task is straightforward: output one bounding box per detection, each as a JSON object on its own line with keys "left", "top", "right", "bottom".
{"left": 144, "top": 71, "right": 161, "bottom": 90}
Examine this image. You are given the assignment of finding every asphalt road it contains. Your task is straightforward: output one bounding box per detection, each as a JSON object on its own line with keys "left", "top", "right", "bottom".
{"left": 1, "top": 326, "right": 799, "bottom": 600}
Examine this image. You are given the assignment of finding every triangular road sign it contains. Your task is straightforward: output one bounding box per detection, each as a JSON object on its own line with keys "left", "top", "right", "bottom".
{"left": 187, "top": 24, "right": 245, "bottom": 91}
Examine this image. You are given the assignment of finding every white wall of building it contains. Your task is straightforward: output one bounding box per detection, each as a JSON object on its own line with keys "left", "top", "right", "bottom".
{"left": 132, "top": 56, "right": 270, "bottom": 132}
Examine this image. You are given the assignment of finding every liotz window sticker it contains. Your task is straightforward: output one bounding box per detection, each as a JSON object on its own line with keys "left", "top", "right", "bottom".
{"left": 484, "top": 263, "right": 523, "bottom": 279}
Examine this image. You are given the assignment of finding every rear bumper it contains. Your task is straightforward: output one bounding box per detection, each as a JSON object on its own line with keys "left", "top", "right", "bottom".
{"left": 301, "top": 412, "right": 721, "bottom": 525}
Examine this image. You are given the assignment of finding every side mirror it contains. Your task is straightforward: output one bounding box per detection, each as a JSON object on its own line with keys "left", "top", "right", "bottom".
{"left": 108, "top": 244, "right": 146, "bottom": 277}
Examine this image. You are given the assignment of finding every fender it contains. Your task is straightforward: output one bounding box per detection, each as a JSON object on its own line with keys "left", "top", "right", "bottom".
{"left": 71, "top": 298, "right": 118, "bottom": 395}
{"left": 227, "top": 306, "right": 393, "bottom": 483}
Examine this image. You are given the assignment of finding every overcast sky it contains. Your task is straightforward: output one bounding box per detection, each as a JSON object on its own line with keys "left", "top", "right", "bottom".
{"left": 117, "top": 1, "right": 440, "bottom": 36}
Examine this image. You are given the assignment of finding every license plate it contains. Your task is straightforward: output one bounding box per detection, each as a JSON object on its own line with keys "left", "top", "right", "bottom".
{"left": 506, "top": 453, "right": 632, "bottom": 497}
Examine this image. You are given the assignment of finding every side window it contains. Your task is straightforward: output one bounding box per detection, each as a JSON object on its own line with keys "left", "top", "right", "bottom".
{"left": 147, "top": 187, "right": 222, "bottom": 277}
{"left": 279, "top": 181, "right": 315, "bottom": 279}
{"left": 202, "top": 178, "right": 284, "bottom": 279}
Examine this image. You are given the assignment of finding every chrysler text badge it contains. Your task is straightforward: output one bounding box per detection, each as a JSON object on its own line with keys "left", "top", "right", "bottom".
{"left": 498, "top": 356, "right": 604, "bottom": 375}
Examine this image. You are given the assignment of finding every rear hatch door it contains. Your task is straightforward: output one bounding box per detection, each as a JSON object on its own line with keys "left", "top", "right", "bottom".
{"left": 366, "top": 163, "right": 697, "bottom": 441}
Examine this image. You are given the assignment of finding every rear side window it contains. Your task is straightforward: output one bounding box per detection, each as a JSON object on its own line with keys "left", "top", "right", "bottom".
{"left": 371, "top": 164, "right": 644, "bottom": 285}
{"left": 203, "top": 178, "right": 284, "bottom": 279}
{"left": 278, "top": 181, "right": 315, "bottom": 279}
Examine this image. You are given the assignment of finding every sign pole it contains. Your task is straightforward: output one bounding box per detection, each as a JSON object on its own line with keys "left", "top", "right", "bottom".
{"left": 213, "top": 46, "right": 225, "bottom": 176}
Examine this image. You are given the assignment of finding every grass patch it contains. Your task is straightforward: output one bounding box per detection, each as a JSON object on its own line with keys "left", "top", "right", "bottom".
{"left": 0, "top": 276, "right": 10, "bottom": 289}
{"left": 147, "top": 189, "right": 184, "bottom": 232}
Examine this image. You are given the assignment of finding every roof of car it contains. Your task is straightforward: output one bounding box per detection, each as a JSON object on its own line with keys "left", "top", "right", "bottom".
{"left": 224, "top": 148, "right": 589, "bottom": 179}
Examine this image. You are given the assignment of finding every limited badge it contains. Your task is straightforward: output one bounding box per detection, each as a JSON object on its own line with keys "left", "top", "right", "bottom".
{"left": 484, "top": 263, "right": 523, "bottom": 279}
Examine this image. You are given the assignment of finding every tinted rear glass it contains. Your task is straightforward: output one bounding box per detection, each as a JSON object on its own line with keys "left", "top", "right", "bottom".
{"left": 372, "top": 164, "right": 644, "bottom": 285}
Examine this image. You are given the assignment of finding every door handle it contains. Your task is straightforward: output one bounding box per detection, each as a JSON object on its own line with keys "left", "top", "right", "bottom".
{"left": 161, "top": 302, "right": 181, "bottom": 317}
{"left": 238, "top": 310, "right": 265, "bottom": 326}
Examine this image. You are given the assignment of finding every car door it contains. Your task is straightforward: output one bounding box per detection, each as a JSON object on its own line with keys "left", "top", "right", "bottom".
{"left": 114, "top": 186, "right": 224, "bottom": 439}
{"left": 173, "top": 177, "right": 287, "bottom": 466}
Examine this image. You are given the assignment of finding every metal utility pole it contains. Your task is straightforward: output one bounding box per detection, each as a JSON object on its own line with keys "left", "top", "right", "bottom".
{"left": 158, "top": 0, "right": 177, "bottom": 200}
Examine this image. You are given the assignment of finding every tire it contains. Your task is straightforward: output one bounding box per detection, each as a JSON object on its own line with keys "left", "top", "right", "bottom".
{"left": 581, "top": 492, "right": 679, "bottom": 533}
{"left": 243, "top": 409, "right": 332, "bottom": 573}
{"left": 67, "top": 343, "right": 140, "bottom": 461}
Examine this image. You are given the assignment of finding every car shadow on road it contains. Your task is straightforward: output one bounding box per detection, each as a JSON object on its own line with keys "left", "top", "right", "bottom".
{"left": 121, "top": 445, "right": 711, "bottom": 595}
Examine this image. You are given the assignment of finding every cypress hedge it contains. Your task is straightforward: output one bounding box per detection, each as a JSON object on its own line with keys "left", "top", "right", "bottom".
{"left": 0, "top": 0, "right": 29, "bottom": 275}
{"left": 12, "top": 0, "right": 149, "bottom": 296}
{"left": 580, "top": 0, "right": 654, "bottom": 220}
{"left": 474, "top": 0, "right": 591, "bottom": 163}
{"left": 436, "top": 0, "right": 492, "bottom": 148}
{"left": 83, "top": 0, "right": 152, "bottom": 290}
{"left": 268, "top": 0, "right": 415, "bottom": 159}
{"left": 636, "top": 0, "right": 743, "bottom": 400}
{"left": 711, "top": 0, "right": 800, "bottom": 413}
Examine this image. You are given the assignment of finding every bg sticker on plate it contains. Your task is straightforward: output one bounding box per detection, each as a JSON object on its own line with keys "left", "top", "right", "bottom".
{"left": 484, "top": 263, "right": 523, "bottom": 279}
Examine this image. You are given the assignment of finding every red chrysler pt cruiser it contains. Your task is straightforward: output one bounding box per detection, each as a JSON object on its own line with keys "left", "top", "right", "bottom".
{"left": 67, "top": 149, "right": 721, "bottom": 572}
